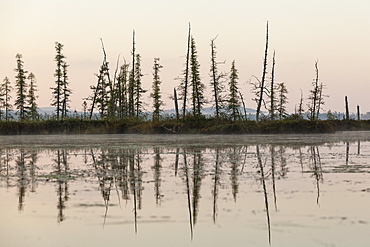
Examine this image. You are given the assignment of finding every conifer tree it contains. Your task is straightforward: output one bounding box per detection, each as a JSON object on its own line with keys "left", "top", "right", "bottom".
{"left": 0, "top": 77, "right": 13, "bottom": 121}
{"left": 61, "top": 62, "right": 71, "bottom": 119}
{"left": 51, "top": 42, "right": 65, "bottom": 120}
{"left": 190, "top": 37, "right": 205, "bottom": 117}
{"left": 276, "top": 82, "right": 288, "bottom": 119}
{"left": 228, "top": 60, "right": 240, "bottom": 121}
{"left": 116, "top": 62, "right": 129, "bottom": 119}
{"left": 150, "top": 57, "right": 164, "bottom": 121}
{"left": 134, "top": 54, "right": 146, "bottom": 117}
{"left": 14, "top": 53, "right": 28, "bottom": 120}
{"left": 26, "top": 73, "right": 39, "bottom": 120}
{"left": 210, "top": 37, "right": 225, "bottom": 118}
{"left": 128, "top": 30, "right": 136, "bottom": 117}
{"left": 307, "top": 61, "right": 326, "bottom": 120}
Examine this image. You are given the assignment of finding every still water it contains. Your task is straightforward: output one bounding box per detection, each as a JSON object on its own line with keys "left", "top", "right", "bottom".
{"left": 1, "top": 133, "right": 370, "bottom": 247}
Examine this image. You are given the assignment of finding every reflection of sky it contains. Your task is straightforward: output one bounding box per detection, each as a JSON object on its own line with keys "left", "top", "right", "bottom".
{"left": 1, "top": 1, "right": 370, "bottom": 113}
{"left": 1, "top": 134, "right": 370, "bottom": 246}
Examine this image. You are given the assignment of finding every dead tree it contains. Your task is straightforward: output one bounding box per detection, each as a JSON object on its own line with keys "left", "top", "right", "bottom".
{"left": 256, "top": 21, "right": 269, "bottom": 122}
{"left": 345, "top": 96, "right": 349, "bottom": 120}
{"left": 182, "top": 23, "right": 191, "bottom": 118}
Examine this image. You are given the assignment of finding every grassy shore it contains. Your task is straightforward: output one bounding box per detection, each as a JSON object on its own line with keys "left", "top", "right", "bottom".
{"left": 1, "top": 117, "right": 370, "bottom": 135}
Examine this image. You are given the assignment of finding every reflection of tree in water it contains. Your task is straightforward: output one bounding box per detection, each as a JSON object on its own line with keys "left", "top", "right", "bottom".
{"left": 256, "top": 145, "right": 271, "bottom": 245}
{"left": 278, "top": 146, "right": 288, "bottom": 178}
{"left": 54, "top": 150, "right": 70, "bottom": 222}
{"left": 152, "top": 147, "right": 163, "bottom": 205}
{"left": 309, "top": 146, "right": 323, "bottom": 205}
{"left": 129, "top": 150, "right": 144, "bottom": 233}
{"left": 0, "top": 149, "right": 13, "bottom": 188}
{"left": 270, "top": 145, "right": 278, "bottom": 211}
{"left": 29, "top": 150, "right": 38, "bottom": 193}
{"left": 182, "top": 151, "right": 193, "bottom": 239}
{"left": 191, "top": 150, "right": 205, "bottom": 225}
{"left": 228, "top": 146, "right": 244, "bottom": 203}
{"left": 212, "top": 148, "right": 222, "bottom": 223}
{"left": 16, "top": 149, "right": 28, "bottom": 211}
{"left": 179, "top": 148, "right": 206, "bottom": 238}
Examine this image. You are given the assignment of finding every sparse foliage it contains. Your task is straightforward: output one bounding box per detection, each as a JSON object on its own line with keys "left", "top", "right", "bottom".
{"left": 14, "top": 53, "right": 28, "bottom": 120}
{"left": 150, "top": 57, "right": 164, "bottom": 121}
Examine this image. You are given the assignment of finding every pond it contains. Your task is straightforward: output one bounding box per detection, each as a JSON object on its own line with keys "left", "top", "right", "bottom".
{"left": 1, "top": 132, "right": 370, "bottom": 247}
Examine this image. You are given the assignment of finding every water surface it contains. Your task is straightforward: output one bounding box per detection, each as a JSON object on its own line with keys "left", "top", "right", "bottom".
{"left": 1, "top": 132, "right": 370, "bottom": 246}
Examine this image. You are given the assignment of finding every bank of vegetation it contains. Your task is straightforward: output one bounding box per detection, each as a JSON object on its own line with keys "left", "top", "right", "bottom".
{"left": 1, "top": 22, "right": 367, "bottom": 135}
{"left": 1, "top": 117, "right": 370, "bottom": 135}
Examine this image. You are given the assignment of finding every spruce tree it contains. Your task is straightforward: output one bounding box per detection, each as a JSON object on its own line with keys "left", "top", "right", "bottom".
{"left": 210, "top": 37, "right": 225, "bottom": 118}
{"left": 134, "top": 54, "right": 146, "bottom": 117}
{"left": 228, "top": 60, "right": 240, "bottom": 121}
{"left": 276, "top": 82, "right": 288, "bottom": 119}
{"left": 26, "top": 73, "right": 39, "bottom": 120}
{"left": 116, "top": 62, "right": 129, "bottom": 119}
{"left": 190, "top": 37, "right": 205, "bottom": 117}
{"left": 0, "top": 77, "right": 13, "bottom": 121}
{"left": 61, "top": 62, "right": 71, "bottom": 119}
{"left": 14, "top": 53, "right": 28, "bottom": 120}
{"left": 150, "top": 58, "right": 164, "bottom": 121}
{"left": 51, "top": 42, "right": 65, "bottom": 120}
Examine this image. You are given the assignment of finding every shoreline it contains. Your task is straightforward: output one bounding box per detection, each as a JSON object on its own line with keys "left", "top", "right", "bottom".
{"left": 1, "top": 118, "right": 370, "bottom": 135}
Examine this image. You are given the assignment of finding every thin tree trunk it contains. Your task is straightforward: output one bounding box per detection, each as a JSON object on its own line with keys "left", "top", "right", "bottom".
{"left": 345, "top": 96, "right": 349, "bottom": 120}
{"left": 174, "top": 88, "right": 179, "bottom": 120}
{"left": 357, "top": 105, "right": 360, "bottom": 121}
{"left": 182, "top": 23, "right": 191, "bottom": 118}
{"left": 256, "top": 22, "right": 269, "bottom": 122}
{"left": 270, "top": 50, "right": 276, "bottom": 120}
{"left": 239, "top": 91, "right": 247, "bottom": 120}
{"left": 210, "top": 37, "right": 219, "bottom": 117}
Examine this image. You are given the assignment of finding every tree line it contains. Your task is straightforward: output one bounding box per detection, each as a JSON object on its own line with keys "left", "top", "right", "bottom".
{"left": 1, "top": 22, "right": 334, "bottom": 123}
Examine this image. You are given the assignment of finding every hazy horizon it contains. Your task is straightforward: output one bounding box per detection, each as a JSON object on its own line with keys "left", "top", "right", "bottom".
{"left": 1, "top": 0, "right": 369, "bottom": 114}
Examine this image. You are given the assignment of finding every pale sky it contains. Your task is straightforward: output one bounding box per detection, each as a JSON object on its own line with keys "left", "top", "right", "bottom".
{"left": 1, "top": 0, "right": 370, "bottom": 113}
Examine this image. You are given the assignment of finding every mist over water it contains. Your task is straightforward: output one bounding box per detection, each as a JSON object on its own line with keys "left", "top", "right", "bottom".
{"left": 1, "top": 132, "right": 370, "bottom": 246}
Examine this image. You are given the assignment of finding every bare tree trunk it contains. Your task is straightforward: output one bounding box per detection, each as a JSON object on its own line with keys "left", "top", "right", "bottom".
{"left": 357, "top": 105, "right": 360, "bottom": 121}
{"left": 256, "top": 22, "right": 269, "bottom": 122}
{"left": 345, "top": 96, "right": 349, "bottom": 120}
{"left": 239, "top": 91, "right": 247, "bottom": 120}
{"left": 182, "top": 23, "right": 191, "bottom": 118}
{"left": 174, "top": 88, "right": 179, "bottom": 120}
{"left": 210, "top": 36, "right": 219, "bottom": 118}
{"left": 129, "top": 30, "right": 136, "bottom": 117}
{"left": 270, "top": 50, "right": 276, "bottom": 120}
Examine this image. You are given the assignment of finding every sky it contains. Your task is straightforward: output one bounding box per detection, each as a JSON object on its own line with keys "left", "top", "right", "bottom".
{"left": 1, "top": 0, "right": 370, "bottom": 114}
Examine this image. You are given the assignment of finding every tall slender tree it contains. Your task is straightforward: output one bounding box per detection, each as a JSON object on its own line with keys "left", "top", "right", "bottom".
{"left": 256, "top": 21, "right": 269, "bottom": 122}
{"left": 180, "top": 23, "right": 191, "bottom": 118}
{"left": 209, "top": 36, "right": 225, "bottom": 118}
{"left": 268, "top": 51, "right": 277, "bottom": 120}
{"left": 0, "top": 77, "right": 13, "bottom": 121}
{"left": 116, "top": 62, "right": 129, "bottom": 119}
{"left": 14, "top": 53, "right": 28, "bottom": 120}
{"left": 51, "top": 42, "right": 65, "bottom": 120}
{"left": 128, "top": 30, "right": 136, "bottom": 117}
{"left": 308, "top": 61, "right": 326, "bottom": 120}
{"left": 276, "top": 82, "right": 288, "bottom": 119}
{"left": 150, "top": 57, "right": 164, "bottom": 121}
{"left": 134, "top": 54, "right": 146, "bottom": 117}
{"left": 228, "top": 60, "right": 240, "bottom": 121}
{"left": 26, "top": 73, "right": 39, "bottom": 120}
{"left": 190, "top": 37, "right": 205, "bottom": 117}
{"left": 61, "top": 62, "right": 71, "bottom": 119}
